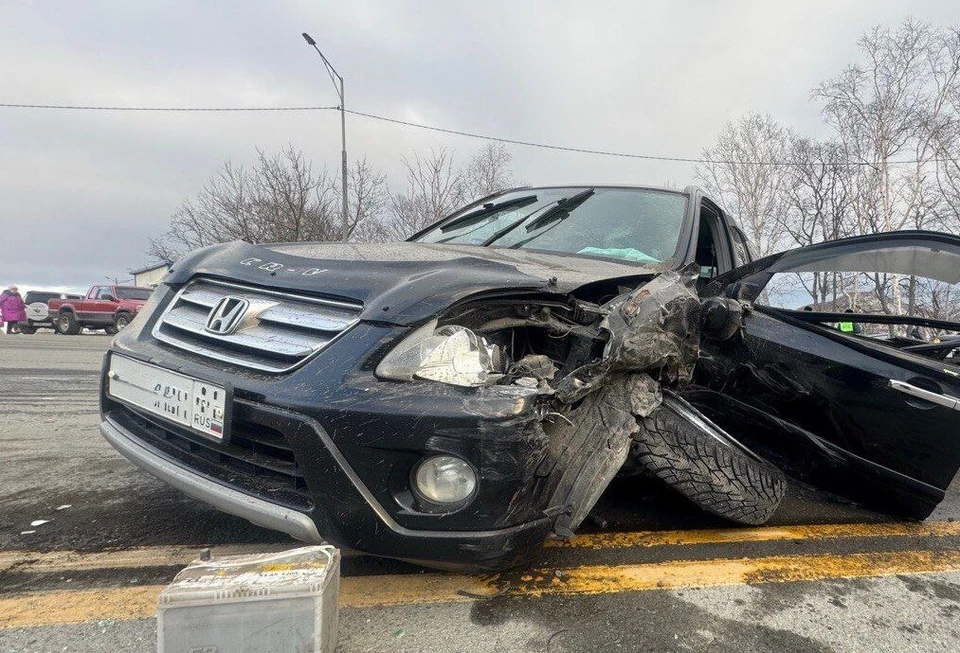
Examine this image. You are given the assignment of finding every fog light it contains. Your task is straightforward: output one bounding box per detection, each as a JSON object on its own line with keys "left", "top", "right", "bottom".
{"left": 414, "top": 455, "right": 477, "bottom": 504}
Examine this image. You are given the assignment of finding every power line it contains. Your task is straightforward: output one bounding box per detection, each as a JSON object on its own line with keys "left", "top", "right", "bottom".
{"left": 0, "top": 103, "right": 340, "bottom": 112}
{"left": 344, "top": 109, "right": 948, "bottom": 167}
{"left": 343, "top": 109, "right": 714, "bottom": 164}
{"left": 0, "top": 101, "right": 949, "bottom": 167}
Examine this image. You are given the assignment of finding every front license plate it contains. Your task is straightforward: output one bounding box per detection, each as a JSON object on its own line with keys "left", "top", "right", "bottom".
{"left": 107, "top": 354, "right": 229, "bottom": 440}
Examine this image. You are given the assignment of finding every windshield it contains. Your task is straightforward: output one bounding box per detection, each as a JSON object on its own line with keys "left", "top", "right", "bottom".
{"left": 412, "top": 187, "right": 688, "bottom": 265}
{"left": 116, "top": 287, "right": 152, "bottom": 301}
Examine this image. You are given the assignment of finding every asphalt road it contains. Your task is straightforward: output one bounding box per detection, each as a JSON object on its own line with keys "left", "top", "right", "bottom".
{"left": 2, "top": 333, "right": 960, "bottom": 652}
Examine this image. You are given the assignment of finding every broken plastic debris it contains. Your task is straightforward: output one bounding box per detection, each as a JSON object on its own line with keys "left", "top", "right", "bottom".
{"left": 30, "top": 519, "right": 50, "bottom": 527}
{"left": 56, "top": 504, "right": 72, "bottom": 511}
{"left": 20, "top": 530, "right": 36, "bottom": 535}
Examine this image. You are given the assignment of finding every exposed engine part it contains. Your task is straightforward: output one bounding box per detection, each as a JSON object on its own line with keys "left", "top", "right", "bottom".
{"left": 509, "top": 354, "right": 557, "bottom": 381}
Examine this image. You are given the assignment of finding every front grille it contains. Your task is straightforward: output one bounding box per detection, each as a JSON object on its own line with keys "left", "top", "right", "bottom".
{"left": 153, "top": 278, "right": 362, "bottom": 373}
{"left": 109, "top": 401, "right": 314, "bottom": 511}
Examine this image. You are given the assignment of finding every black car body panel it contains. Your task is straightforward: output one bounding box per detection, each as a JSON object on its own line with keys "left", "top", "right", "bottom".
{"left": 99, "top": 185, "right": 960, "bottom": 569}
{"left": 167, "top": 240, "right": 657, "bottom": 327}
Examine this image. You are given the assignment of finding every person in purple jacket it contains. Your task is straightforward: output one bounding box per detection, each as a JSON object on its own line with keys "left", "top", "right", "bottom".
{"left": 0, "top": 286, "right": 27, "bottom": 334}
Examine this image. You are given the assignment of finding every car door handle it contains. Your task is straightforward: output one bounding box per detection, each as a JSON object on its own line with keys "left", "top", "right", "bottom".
{"left": 889, "top": 380, "right": 960, "bottom": 411}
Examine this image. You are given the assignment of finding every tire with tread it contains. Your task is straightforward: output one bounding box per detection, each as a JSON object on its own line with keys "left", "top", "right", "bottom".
{"left": 57, "top": 311, "right": 82, "bottom": 335}
{"left": 114, "top": 311, "right": 132, "bottom": 332}
{"left": 18, "top": 324, "right": 37, "bottom": 335}
{"left": 632, "top": 397, "right": 786, "bottom": 525}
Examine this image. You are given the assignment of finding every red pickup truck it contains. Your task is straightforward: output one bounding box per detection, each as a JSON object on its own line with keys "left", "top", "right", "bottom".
{"left": 49, "top": 285, "right": 153, "bottom": 335}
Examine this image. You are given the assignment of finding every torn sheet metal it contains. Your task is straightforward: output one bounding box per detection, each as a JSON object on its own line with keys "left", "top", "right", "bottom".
{"left": 554, "top": 270, "right": 702, "bottom": 404}
{"left": 542, "top": 373, "right": 663, "bottom": 536}
{"left": 531, "top": 270, "right": 702, "bottom": 536}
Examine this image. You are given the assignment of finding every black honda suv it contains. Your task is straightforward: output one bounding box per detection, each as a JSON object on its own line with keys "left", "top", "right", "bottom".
{"left": 100, "top": 185, "right": 960, "bottom": 569}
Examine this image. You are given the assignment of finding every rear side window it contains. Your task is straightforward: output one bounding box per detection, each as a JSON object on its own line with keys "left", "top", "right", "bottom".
{"left": 730, "top": 226, "right": 753, "bottom": 266}
{"left": 116, "top": 287, "right": 152, "bottom": 301}
{"left": 24, "top": 292, "right": 58, "bottom": 304}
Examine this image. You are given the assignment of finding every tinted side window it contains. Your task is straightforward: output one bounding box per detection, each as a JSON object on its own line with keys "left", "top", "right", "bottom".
{"left": 25, "top": 292, "right": 58, "bottom": 304}
{"left": 730, "top": 225, "right": 753, "bottom": 266}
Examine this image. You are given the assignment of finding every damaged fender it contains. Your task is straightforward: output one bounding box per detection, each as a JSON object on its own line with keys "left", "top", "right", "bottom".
{"left": 541, "top": 269, "right": 707, "bottom": 535}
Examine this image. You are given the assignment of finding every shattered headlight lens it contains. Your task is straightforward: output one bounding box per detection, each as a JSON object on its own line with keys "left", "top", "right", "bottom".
{"left": 376, "top": 321, "right": 504, "bottom": 387}
{"left": 414, "top": 455, "right": 477, "bottom": 504}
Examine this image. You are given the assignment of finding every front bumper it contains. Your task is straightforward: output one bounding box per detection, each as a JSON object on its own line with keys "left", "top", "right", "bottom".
{"left": 101, "top": 415, "right": 323, "bottom": 542}
{"left": 99, "top": 311, "right": 557, "bottom": 568}
{"left": 100, "top": 396, "right": 553, "bottom": 569}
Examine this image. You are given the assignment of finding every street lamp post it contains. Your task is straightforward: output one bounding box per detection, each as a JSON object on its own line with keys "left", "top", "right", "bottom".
{"left": 302, "top": 32, "right": 349, "bottom": 241}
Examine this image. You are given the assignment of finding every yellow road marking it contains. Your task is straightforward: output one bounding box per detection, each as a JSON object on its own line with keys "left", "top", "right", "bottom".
{"left": 4, "top": 521, "right": 959, "bottom": 575}
{"left": 545, "top": 520, "right": 960, "bottom": 550}
{"left": 0, "top": 544, "right": 296, "bottom": 574}
{"left": 509, "top": 549, "right": 960, "bottom": 597}
{"left": 4, "top": 549, "right": 960, "bottom": 629}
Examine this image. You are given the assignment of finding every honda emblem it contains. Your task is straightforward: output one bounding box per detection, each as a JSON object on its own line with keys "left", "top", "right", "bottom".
{"left": 205, "top": 296, "right": 249, "bottom": 335}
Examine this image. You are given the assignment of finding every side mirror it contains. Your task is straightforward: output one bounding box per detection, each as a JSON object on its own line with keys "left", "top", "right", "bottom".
{"left": 102, "top": 294, "right": 116, "bottom": 302}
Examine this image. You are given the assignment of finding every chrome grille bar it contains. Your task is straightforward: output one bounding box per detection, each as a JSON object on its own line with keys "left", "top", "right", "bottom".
{"left": 152, "top": 278, "right": 362, "bottom": 373}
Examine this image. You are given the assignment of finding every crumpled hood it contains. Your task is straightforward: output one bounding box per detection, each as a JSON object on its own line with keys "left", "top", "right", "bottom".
{"left": 165, "top": 240, "right": 656, "bottom": 325}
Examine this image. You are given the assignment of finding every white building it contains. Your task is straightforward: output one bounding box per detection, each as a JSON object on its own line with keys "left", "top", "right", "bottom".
{"left": 130, "top": 261, "right": 172, "bottom": 287}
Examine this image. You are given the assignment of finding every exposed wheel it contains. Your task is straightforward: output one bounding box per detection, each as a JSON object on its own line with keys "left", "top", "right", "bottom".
{"left": 18, "top": 324, "right": 37, "bottom": 335}
{"left": 114, "top": 312, "right": 132, "bottom": 331}
{"left": 632, "top": 394, "right": 786, "bottom": 525}
{"left": 57, "top": 312, "right": 82, "bottom": 335}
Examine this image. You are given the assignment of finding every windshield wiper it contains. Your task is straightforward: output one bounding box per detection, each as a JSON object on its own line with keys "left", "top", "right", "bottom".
{"left": 523, "top": 188, "right": 595, "bottom": 232}
{"left": 439, "top": 194, "right": 538, "bottom": 232}
{"left": 481, "top": 189, "right": 596, "bottom": 247}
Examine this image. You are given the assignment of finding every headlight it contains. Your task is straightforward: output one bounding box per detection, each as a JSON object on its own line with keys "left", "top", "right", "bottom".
{"left": 376, "top": 321, "right": 504, "bottom": 387}
{"left": 414, "top": 455, "right": 477, "bottom": 504}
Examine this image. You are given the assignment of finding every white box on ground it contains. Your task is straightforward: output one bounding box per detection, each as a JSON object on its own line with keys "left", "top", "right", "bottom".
{"left": 157, "top": 545, "right": 340, "bottom": 653}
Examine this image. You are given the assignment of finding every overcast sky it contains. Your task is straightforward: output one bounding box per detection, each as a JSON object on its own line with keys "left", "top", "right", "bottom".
{"left": 1, "top": 0, "right": 956, "bottom": 291}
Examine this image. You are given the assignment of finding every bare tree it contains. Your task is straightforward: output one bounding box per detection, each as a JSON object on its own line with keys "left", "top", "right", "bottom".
{"left": 463, "top": 143, "right": 518, "bottom": 201}
{"left": 780, "top": 138, "right": 853, "bottom": 307}
{"left": 697, "top": 19, "right": 960, "bottom": 333}
{"left": 255, "top": 147, "right": 337, "bottom": 243}
{"left": 814, "top": 19, "right": 936, "bottom": 235}
{"left": 813, "top": 20, "right": 960, "bottom": 322}
{"left": 149, "top": 147, "right": 341, "bottom": 261}
{"left": 383, "top": 144, "right": 520, "bottom": 240}
{"left": 696, "top": 113, "right": 794, "bottom": 258}
{"left": 387, "top": 148, "right": 466, "bottom": 239}
{"left": 928, "top": 26, "right": 960, "bottom": 235}
{"left": 345, "top": 156, "right": 391, "bottom": 242}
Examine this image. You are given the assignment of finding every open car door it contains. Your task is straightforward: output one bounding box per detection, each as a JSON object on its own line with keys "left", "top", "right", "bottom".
{"left": 687, "top": 230, "right": 960, "bottom": 518}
